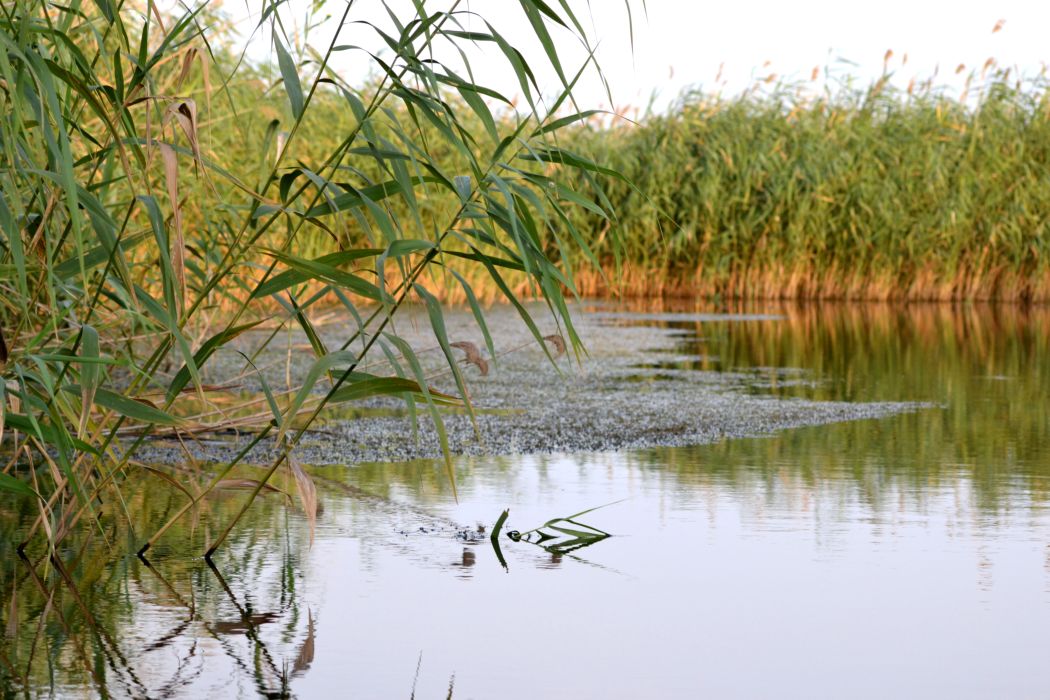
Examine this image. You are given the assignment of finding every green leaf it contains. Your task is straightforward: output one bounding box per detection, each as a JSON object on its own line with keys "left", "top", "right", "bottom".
{"left": 519, "top": 0, "right": 568, "bottom": 89}
{"left": 63, "top": 385, "right": 181, "bottom": 426}
{"left": 137, "top": 195, "right": 179, "bottom": 318}
{"left": 533, "top": 109, "right": 603, "bottom": 136}
{"left": 383, "top": 333, "right": 458, "bottom": 500}
{"left": 279, "top": 350, "right": 359, "bottom": 442}
{"left": 54, "top": 230, "right": 152, "bottom": 280}
{"left": 168, "top": 321, "right": 264, "bottom": 401}
{"left": 450, "top": 270, "right": 496, "bottom": 366}
{"left": 259, "top": 249, "right": 387, "bottom": 302}
{"left": 253, "top": 248, "right": 383, "bottom": 298}
{"left": 454, "top": 175, "right": 472, "bottom": 203}
{"left": 386, "top": 239, "right": 435, "bottom": 257}
{"left": 303, "top": 177, "right": 440, "bottom": 218}
{"left": 3, "top": 412, "right": 100, "bottom": 455}
{"left": 329, "top": 375, "right": 460, "bottom": 405}
{"left": 134, "top": 285, "right": 203, "bottom": 396}
{"left": 79, "top": 325, "right": 100, "bottom": 435}
{"left": 414, "top": 284, "right": 479, "bottom": 436}
{"left": 275, "top": 36, "right": 304, "bottom": 119}
{"left": 521, "top": 147, "right": 627, "bottom": 180}
{"left": 0, "top": 472, "right": 38, "bottom": 499}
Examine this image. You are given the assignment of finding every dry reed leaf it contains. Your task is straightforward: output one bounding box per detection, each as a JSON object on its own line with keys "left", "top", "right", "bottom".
{"left": 6, "top": 381, "right": 19, "bottom": 415}
{"left": 200, "top": 52, "right": 211, "bottom": 115}
{"left": 141, "top": 465, "right": 195, "bottom": 500}
{"left": 166, "top": 100, "right": 201, "bottom": 162}
{"left": 451, "top": 340, "right": 489, "bottom": 376}
{"left": 955, "top": 63, "right": 966, "bottom": 75}
{"left": 542, "top": 334, "right": 566, "bottom": 357}
{"left": 214, "top": 479, "right": 285, "bottom": 495}
{"left": 289, "top": 456, "right": 318, "bottom": 546}
{"left": 992, "top": 19, "right": 1005, "bottom": 33}
{"left": 147, "top": 1, "right": 167, "bottom": 33}
{"left": 159, "top": 143, "right": 185, "bottom": 314}
{"left": 293, "top": 609, "right": 315, "bottom": 674}
{"left": 176, "top": 48, "right": 198, "bottom": 91}
{"left": 144, "top": 382, "right": 242, "bottom": 397}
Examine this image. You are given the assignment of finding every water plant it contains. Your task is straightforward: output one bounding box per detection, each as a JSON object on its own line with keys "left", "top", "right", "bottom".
{"left": 505, "top": 501, "right": 618, "bottom": 555}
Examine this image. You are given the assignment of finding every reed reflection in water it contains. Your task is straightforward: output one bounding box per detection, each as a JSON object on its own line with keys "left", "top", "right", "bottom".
{"left": 3, "top": 302, "right": 1050, "bottom": 698}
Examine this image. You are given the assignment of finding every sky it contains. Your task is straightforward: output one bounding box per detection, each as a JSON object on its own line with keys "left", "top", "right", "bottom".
{"left": 219, "top": 0, "right": 1050, "bottom": 113}
{"left": 569, "top": 0, "right": 1049, "bottom": 108}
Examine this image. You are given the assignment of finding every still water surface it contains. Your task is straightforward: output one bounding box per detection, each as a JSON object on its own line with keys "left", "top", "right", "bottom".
{"left": 3, "top": 303, "right": 1050, "bottom": 698}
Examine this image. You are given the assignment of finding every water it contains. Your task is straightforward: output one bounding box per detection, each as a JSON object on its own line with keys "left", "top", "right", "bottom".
{"left": 3, "top": 303, "right": 1050, "bottom": 698}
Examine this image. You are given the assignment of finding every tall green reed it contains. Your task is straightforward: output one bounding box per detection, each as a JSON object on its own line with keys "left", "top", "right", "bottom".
{"left": 565, "top": 69, "right": 1050, "bottom": 300}
{"left": 139, "top": 56, "right": 1050, "bottom": 303}
{"left": 0, "top": 0, "right": 628, "bottom": 555}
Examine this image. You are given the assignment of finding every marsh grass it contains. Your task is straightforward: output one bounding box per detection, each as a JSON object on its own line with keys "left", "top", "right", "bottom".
{"left": 0, "top": 0, "right": 630, "bottom": 559}
{"left": 126, "top": 55, "right": 1050, "bottom": 304}
{"left": 565, "top": 69, "right": 1050, "bottom": 301}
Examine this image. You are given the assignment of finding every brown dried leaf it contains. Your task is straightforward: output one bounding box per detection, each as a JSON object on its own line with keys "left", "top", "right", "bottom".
{"left": 147, "top": 1, "right": 167, "bottom": 33}
{"left": 451, "top": 340, "right": 489, "bottom": 376}
{"left": 166, "top": 100, "right": 200, "bottom": 162}
{"left": 542, "top": 334, "right": 566, "bottom": 357}
{"left": 293, "top": 609, "right": 315, "bottom": 674}
{"left": 176, "top": 48, "right": 198, "bottom": 91}
{"left": 140, "top": 465, "right": 195, "bottom": 500}
{"left": 214, "top": 479, "right": 285, "bottom": 496}
{"left": 289, "top": 456, "right": 318, "bottom": 546}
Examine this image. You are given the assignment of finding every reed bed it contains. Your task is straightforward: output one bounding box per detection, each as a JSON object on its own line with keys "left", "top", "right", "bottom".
{"left": 183, "top": 65, "right": 1050, "bottom": 303}
{"left": 566, "top": 70, "right": 1050, "bottom": 301}
{"left": 0, "top": 0, "right": 628, "bottom": 557}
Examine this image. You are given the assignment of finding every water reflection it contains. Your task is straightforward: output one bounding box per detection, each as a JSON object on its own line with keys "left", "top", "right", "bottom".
{"left": 3, "top": 302, "right": 1050, "bottom": 697}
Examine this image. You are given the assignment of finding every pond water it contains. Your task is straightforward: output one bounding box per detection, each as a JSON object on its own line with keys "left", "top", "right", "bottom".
{"left": 3, "top": 303, "right": 1050, "bottom": 698}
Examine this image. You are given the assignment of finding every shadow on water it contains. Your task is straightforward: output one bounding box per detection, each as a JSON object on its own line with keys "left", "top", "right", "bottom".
{"left": 3, "top": 302, "right": 1050, "bottom": 697}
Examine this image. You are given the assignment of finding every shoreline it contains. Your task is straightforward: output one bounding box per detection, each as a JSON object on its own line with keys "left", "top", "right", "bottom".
{"left": 136, "top": 304, "right": 928, "bottom": 468}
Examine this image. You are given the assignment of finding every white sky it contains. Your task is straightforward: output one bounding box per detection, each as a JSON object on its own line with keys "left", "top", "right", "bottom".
{"left": 218, "top": 0, "right": 1050, "bottom": 113}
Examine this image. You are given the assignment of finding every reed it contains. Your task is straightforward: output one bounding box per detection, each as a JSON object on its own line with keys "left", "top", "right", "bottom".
{"left": 0, "top": 0, "right": 627, "bottom": 554}
{"left": 186, "top": 63, "right": 1050, "bottom": 303}
{"left": 564, "top": 69, "right": 1050, "bottom": 301}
